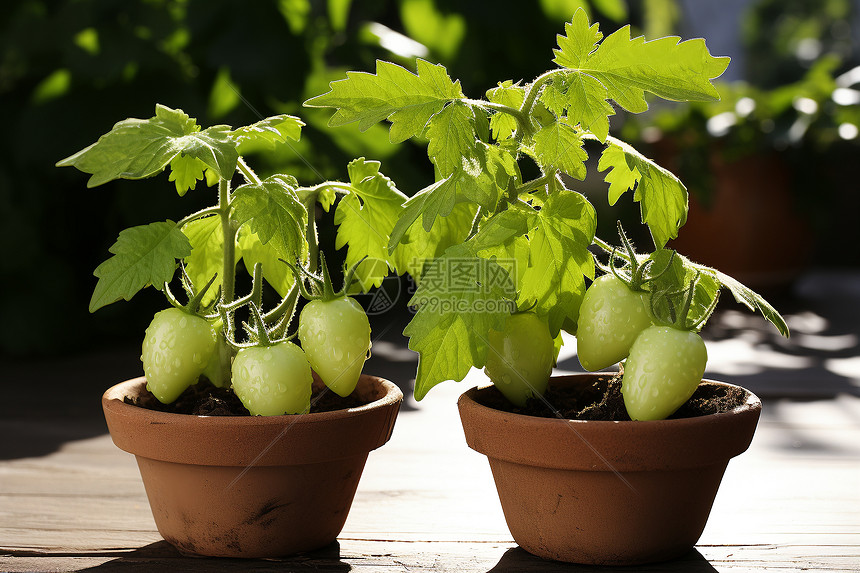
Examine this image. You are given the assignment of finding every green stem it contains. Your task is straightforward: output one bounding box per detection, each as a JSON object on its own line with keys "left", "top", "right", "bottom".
{"left": 301, "top": 191, "right": 320, "bottom": 273}
{"left": 308, "top": 181, "right": 356, "bottom": 195}
{"left": 237, "top": 156, "right": 262, "bottom": 185}
{"left": 219, "top": 179, "right": 236, "bottom": 304}
{"left": 466, "top": 206, "right": 485, "bottom": 240}
{"left": 511, "top": 172, "right": 554, "bottom": 197}
{"left": 518, "top": 69, "right": 561, "bottom": 137}
{"left": 176, "top": 206, "right": 220, "bottom": 227}
{"left": 463, "top": 98, "right": 531, "bottom": 136}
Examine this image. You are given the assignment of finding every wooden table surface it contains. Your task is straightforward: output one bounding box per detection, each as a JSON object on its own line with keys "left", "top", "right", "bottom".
{"left": 2, "top": 271, "right": 860, "bottom": 572}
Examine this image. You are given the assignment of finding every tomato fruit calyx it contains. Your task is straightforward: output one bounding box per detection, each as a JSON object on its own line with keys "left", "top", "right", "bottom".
{"left": 649, "top": 273, "right": 720, "bottom": 333}
{"left": 284, "top": 252, "right": 364, "bottom": 303}
{"left": 602, "top": 222, "right": 675, "bottom": 294}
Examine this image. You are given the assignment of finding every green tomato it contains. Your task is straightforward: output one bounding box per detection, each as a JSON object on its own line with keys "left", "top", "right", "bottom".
{"left": 141, "top": 308, "right": 217, "bottom": 404}
{"left": 231, "top": 341, "right": 313, "bottom": 416}
{"left": 201, "top": 325, "right": 230, "bottom": 388}
{"left": 621, "top": 325, "right": 708, "bottom": 421}
{"left": 298, "top": 296, "right": 371, "bottom": 397}
{"left": 577, "top": 274, "right": 653, "bottom": 371}
{"left": 484, "top": 312, "right": 554, "bottom": 407}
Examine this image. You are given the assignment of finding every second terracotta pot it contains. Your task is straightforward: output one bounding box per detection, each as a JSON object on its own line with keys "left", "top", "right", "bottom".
{"left": 103, "top": 374, "right": 402, "bottom": 558}
{"left": 458, "top": 374, "right": 761, "bottom": 565}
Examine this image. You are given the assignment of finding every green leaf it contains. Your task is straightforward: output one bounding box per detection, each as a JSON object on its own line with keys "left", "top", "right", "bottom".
{"left": 553, "top": 9, "right": 730, "bottom": 113}
{"left": 334, "top": 158, "right": 408, "bottom": 290}
{"left": 518, "top": 191, "right": 596, "bottom": 334}
{"left": 231, "top": 175, "right": 308, "bottom": 262}
{"left": 182, "top": 215, "right": 225, "bottom": 306}
{"left": 57, "top": 105, "right": 239, "bottom": 190}
{"left": 710, "top": 269, "right": 790, "bottom": 338}
{"left": 405, "top": 243, "right": 517, "bottom": 400}
{"left": 553, "top": 8, "right": 603, "bottom": 69}
{"left": 304, "top": 59, "right": 464, "bottom": 143}
{"left": 230, "top": 114, "right": 304, "bottom": 154}
{"left": 426, "top": 101, "right": 478, "bottom": 177}
{"left": 598, "top": 137, "right": 688, "bottom": 248}
{"left": 541, "top": 72, "right": 614, "bottom": 142}
{"left": 168, "top": 155, "right": 207, "bottom": 196}
{"left": 470, "top": 209, "right": 535, "bottom": 291}
{"left": 486, "top": 81, "right": 525, "bottom": 140}
{"left": 90, "top": 221, "right": 191, "bottom": 312}
{"left": 237, "top": 229, "right": 296, "bottom": 297}
{"left": 532, "top": 121, "right": 588, "bottom": 180}
{"left": 391, "top": 202, "right": 476, "bottom": 280}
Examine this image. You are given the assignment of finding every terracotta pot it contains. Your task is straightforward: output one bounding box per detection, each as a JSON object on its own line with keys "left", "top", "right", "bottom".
{"left": 458, "top": 374, "right": 761, "bottom": 566}
{"left": 661, "top": 146, "right": 812, "bottom": 292}
{"left": 103, "top": 374, "right": 402, "bottom": 558}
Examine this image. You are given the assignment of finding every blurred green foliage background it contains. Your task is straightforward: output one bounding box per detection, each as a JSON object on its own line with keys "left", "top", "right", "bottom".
{"left": 1, "top": 0, "right": 857, "bottom": 356}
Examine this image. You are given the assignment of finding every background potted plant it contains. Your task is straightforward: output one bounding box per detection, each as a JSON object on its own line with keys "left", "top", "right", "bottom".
{"left": 307, "top": 8, "right": 790, "bottom": 565}
{"left": 57, "top": 108, "right": 405, "bottom": 557}
{"left": 618, "top": 0, "right": 860, "bottom": 293}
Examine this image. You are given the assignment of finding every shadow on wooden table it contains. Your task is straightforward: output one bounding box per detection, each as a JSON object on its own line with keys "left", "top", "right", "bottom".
{"left": 73, "top": 540, "right": 351, "bottom": 572}
{"left": 487, "top": 547, "right": 718, "bottom": 572}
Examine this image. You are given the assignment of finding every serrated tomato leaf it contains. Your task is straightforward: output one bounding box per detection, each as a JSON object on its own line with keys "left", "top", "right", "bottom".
{"left": 554, "top": 9, "right": 730, "bottom": 113}
{"left": 334, "top": 158, "right": 408, "bottom": 290}
{"left": 405, "top": 243, "right": 516, "bottom": 400}
{"left": 532, "top": 121, "right": 588, "bottom": 180}
{"left": 518, "top": 191, "right": 597, "bottom": 335}
{"left": 231, "top": 175, "right": 307, "bottom": 262}
{"left": 598, "top": 138, "right": 688, "bottom": 249}
{"left": 230, "top": 114, "right": 304, "bottom": 153}
{"left": 57, "top": 104, "right": 238, "bottom": 192}
{"left": 304, "top": 59, "right": 464, "bottom": 143}
{"left": 90, "top": 221, "right": 191, "bottom": 312}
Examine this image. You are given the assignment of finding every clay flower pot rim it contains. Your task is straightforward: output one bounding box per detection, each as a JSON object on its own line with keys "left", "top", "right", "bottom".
{"left": 463, "top": 377, "right": 761, "bottom": 428}
{"left": 459, "top": 375, "right": 762, "bottom": 472}
{"left": 103, "top": 375, "right": 402, "bottom": 426}
{"left": 103, "top": 374, "right": 403, "bottom": 466}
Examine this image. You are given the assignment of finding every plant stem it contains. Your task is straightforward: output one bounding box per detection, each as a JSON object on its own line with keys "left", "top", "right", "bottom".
{"left": 176, "top": 206, "right": 220, "bottom": 228}
{"left": 237, "top": 156, "right": 262, "bottom": 185}
{"left": 466, "top": 206, "right": 484, "bottom": 240}
{"left": 512, "top": 172, "right": 554, "bottom": 197}
{"left": 463, "top": 98, "right": 531, "bottom": 135}
{"left": 219, "top": 179, "right": 236, "bottom": 303}
{"left": 518, "top": 69, "right": 561, "bottom": 136}
{"left": 301, "top": 192, "right": 320, "bottom": 273}
{"left": 309, "top": 181, "right": 356, "bottom": 195}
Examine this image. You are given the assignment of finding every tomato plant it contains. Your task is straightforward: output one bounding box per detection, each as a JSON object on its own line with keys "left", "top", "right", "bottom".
{"left": 59, "top": 107, "right": 407, "bottom": 414}
{"left": 308, "top": 8, "right": 790, "bottom": 418}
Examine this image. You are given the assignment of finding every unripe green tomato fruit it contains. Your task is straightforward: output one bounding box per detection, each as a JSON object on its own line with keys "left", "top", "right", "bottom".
{"left": 484, "top": 312, "right": 554, "bottom": 407}
{"left": 141, "top": 308, "right": 217, "bottom": 404}
{"left": 231, "top": 341, "right": 313, "bottom": 416}
{"left": 622, "top": 325, "right": 708, "bottom": 421}
{"left": 577, "top": 275, "right": 653, "bottom": 371}
{"left": 298, "top": 296, "right": 371, "bottom": 397}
